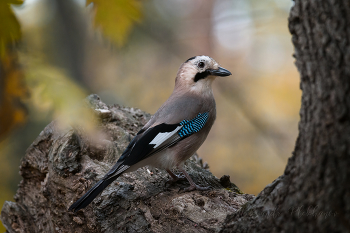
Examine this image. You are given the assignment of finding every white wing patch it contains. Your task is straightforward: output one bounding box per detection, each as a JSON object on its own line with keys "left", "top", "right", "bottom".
{"left": 149, "top": 126, "right": 183, "bottom": 148}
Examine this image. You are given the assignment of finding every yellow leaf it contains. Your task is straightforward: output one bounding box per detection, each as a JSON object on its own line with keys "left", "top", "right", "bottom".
{"left": 0, "top": 50, "right": 28, "bottom": 141}
{"left": 87, "top": 0, "right": 142, "bottom": 46}
{"left": 0, "top": 1, "right": 27, "bottom": 141}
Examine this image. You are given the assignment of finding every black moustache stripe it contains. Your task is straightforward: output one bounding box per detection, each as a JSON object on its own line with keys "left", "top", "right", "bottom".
{"left": 194, "top": 70, "right": 211, "bottom": 82}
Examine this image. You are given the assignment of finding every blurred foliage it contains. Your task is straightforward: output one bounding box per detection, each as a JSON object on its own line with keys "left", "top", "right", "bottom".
{"left": 0, "top": 0, "right": 27, "bottom": 231}
{"left": 0, "top": 0, "right": 22, "bottom": 57}
{"left": 0, "top": 50, "right": 28, "bottom": 142}
{"left": 26, "top": 65, "right": 95, "bottom": 131}
{"left": 0, "top": 0, "right": 27, "bottom": 141}
{"left": 87, "top": 0, "right": 142, "bottom": 46}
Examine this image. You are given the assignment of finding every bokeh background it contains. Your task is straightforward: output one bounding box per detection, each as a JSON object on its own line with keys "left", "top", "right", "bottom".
{"left": 0, "top": 0, "right": 299, "bottom": 230}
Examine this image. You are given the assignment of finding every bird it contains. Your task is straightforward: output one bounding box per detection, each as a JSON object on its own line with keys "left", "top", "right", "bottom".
{"left": 68, "top": 55, "right": 232, "bottom": 212}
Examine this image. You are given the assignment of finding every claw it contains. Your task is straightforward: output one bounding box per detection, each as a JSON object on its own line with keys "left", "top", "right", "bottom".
{"left": 167, "top": 167, "right": 212, "bottom": 192}
{"left": 165, "top": 169, "right": 186, "bottom": 187}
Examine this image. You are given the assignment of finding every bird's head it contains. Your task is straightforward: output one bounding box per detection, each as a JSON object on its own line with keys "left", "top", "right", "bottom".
{"left": 175, "top": 55, "right": 231, "bottom": 95}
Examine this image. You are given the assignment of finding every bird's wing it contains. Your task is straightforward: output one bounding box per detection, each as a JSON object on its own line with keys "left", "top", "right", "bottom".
{"left": 103, "top": 112, "right": 210, "bottom": 180}
{"left": 140, "top": 93, "right": 208, "bottom": 131}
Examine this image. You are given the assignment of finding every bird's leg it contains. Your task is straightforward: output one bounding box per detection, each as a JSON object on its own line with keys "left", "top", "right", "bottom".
{"left": 178, "top": 167, "right": 210, "bottom": 191}
{"left": 165, "top": 169, "right": 186, "bottom": 186}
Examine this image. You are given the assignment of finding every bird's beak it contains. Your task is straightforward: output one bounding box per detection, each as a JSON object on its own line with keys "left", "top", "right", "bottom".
{"left": 209, "top": 67, "right": 232, "bottom": 77}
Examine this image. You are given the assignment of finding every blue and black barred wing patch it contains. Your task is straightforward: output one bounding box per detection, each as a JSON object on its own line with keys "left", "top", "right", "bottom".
{"left": 149, "top": 112, "right": 209, "bottom": 154}
{"left": 145, "top": 112, "right": 209, "bottom": 157}
{"left": 178, "top": 112, "right": 209, "bottom": 138}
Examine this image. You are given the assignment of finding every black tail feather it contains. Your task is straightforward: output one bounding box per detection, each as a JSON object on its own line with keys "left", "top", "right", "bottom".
{"left": 68, "top": 176, "right": 118, "bottom": 212}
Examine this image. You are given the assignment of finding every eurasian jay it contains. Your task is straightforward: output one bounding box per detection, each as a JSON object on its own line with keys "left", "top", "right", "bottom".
{"left": 69, "top": 55, "right": 231, "bottom": 212}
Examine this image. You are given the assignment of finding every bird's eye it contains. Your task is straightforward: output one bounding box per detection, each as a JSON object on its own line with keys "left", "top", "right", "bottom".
{"left": 198, "top": 62, "right": 205, "bottom": 68}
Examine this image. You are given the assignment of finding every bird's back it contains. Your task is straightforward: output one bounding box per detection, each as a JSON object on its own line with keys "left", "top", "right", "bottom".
{"left": 142, "top": 90, "right": 216, "bottom": 131}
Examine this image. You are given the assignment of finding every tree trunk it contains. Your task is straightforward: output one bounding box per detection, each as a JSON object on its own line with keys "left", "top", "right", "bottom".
{"left": 222, "top": 0, "right": 350, "bottom": 232}
{"left": 1, "top": 94, "right": 253, "bottom": 233}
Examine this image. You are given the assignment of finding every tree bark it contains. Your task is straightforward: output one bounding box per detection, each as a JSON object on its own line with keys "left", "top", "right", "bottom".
{"left": 1, "top": 94, "right": 253, "bottom": 233}
{"left": 222, "top": 0, "right": 350, "bottom": 232}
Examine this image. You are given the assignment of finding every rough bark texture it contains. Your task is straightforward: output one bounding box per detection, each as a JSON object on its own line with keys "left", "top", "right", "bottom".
{"left": 1, "top": 94, "right": 253, "bottom": 233}
{"left": 222, "top": 0, "right": 350, "bottom": 232}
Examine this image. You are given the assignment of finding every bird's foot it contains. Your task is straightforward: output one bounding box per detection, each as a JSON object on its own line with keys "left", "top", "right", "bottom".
{"left": 165, "top": 169, "right": 186, "bottom": 186}
{"left": 165, "top": 174, "right": 186, "bottom": 186}
{"left": 182, "top": 184, "right": 211, "bottom": 192}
